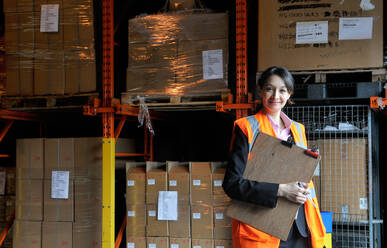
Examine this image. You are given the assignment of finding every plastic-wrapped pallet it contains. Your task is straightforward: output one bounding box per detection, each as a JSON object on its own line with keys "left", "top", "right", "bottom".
{"left": 127, "top": 11, "right": 228, "bottom": 96}
{"left": 3, "top": 0, "right": 97, "bottom": 96}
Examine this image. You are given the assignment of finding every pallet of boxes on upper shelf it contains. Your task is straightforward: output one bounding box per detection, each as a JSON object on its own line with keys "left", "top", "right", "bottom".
{"left": 12, "top": 137, "right": 135, "bottom": 248}
{"left": 257, "top": 0, "right": 385, "bottom": 97}
{"left": 123, "top": 7, "right": 230, "bottom": 110}
{"left": 125, "top": 161, "right": 232, "bottom": 248}
{"left": 2, "top": 0, "right": 99, "bottom": 110}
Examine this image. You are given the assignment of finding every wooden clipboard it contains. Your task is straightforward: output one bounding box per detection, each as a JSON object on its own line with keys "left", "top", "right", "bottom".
{"left": 226, "top": 132, "right": 320, "bottom": 240}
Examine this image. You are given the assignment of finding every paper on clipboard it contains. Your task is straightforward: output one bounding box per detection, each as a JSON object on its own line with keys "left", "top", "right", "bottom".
{"left": 226, "top": 133, "right": 320, "bottom": 240}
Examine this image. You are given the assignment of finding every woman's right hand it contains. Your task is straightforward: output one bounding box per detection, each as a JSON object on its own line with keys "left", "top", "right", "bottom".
{"left": 277, "top": 182, "right": 310, "bottom": 204}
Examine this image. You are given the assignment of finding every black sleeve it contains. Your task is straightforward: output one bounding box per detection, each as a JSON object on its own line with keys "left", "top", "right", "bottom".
{"left": 222, "top": 125, "right": 279, "bottom": 208}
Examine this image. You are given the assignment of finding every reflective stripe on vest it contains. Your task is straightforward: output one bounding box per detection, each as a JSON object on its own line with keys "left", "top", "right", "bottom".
{"left": 292, "top": 121, "right": 306, "bottom": 149}
{"left": 246, "top": 115, "right": 260, "bottom": 153}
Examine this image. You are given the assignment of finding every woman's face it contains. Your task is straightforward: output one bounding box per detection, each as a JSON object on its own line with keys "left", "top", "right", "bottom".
{"left": 259, "top": 75, "right": 291, "bottom": 115}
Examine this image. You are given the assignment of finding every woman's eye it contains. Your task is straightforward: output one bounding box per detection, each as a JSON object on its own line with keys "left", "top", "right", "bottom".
{"left": 280, "top": 89, "right": 287, "bottom": 93}
{"left": 265, "top": 87, "right": 273, "bottom": 92}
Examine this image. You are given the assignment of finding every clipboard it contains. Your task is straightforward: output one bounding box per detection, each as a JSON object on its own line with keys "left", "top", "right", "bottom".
{"left": 226, "top": 132, "right": 320, "bottom": 240}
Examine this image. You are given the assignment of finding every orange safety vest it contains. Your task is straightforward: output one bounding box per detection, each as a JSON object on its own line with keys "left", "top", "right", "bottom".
{"left": 232, "top": 110, "right": 326, "bottom": 248}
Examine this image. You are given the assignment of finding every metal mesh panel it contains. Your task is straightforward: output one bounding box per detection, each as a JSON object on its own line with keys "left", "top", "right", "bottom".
{"left": 284, "top": 105, "right": 371, "bottom": 248}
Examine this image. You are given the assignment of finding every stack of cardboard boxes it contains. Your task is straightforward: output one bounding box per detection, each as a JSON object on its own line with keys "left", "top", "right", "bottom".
{"left": 127, "top": 12, "right": 229, "bottom": 95}
{"left": 13, "top": 137, "right": 134, "bottom": 248}
{"left": 3, "top": 0, "right": 96, "bottom": 96}
{"left": 0, "top": 166, "right": 16, "bottom": 248}
{"left": 126, "top": 161, "right": 232, "bottom": 248}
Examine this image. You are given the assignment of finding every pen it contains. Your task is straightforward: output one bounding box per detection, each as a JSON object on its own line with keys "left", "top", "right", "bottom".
{"left": 298, "top": 182, "right": 316, "bottom": 208}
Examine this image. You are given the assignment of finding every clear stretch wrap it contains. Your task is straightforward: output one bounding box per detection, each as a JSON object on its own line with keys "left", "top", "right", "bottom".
{"left": 4, "top": 0, "right": 96, "bottom": 96}
{"left": 127, "top": 12, "right": 229, "bottom": 96}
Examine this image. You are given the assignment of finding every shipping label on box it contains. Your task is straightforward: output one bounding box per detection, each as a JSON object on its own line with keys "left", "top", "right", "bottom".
{"left": 167, "top": 162, "right": 190, "bottom": 204}
{"left": 42, "top": 221, "right": 72, "bottom": 248}
{"left": 73, "top": 221, "right": 101, "bottom": 248}
{"left": 191, "top": 239, "right": 213, "bottom": 248}
{"left": 13, "top": 220, "right": 42, "bottom": 248}
{"left": 44, "top": 138, "right": 75, "bottom": 179}
{"left": 169, "top": 204, "right": 191, "bottom": 238}
{"left": 190, "top": 162, "right": 212, "bottom": 205}
{"left": 126, "top": 163, "right": 146, "bottom": 205}
{"left": 191, "top": 205, "right": 213, "bottom": 239}
{"left": 126, "top": 204, "right": 146, "bottom": 237}
{"left": 146, "top": 204, "right": 168, "bottom": 237}
{"left": 169, "top": 238, "right": 191, "bottom": 248}
{"left": 44, "top": 179, "right": 73, "bottom": 222}
{"left": 16, "top": 139, "right": 44, "bottom": 180}
{"left": 16, "top": 179, "right": 43, "bottom": 221}
{"left": 146, "top": 162, "right": 167, "bottom": 204}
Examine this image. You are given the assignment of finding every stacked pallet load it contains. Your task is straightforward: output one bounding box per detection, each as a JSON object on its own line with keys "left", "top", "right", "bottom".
{"left": 3, "top": 0, "right": 96, "bottom": 96}
{"left": 126, "top": 11, "right": 229, "bottom": 97}
{"left": 13, "top": 138, "right": 135, "bottom": 248}
{"left": 126, "top": 161, "right": 232, "bottom": 248}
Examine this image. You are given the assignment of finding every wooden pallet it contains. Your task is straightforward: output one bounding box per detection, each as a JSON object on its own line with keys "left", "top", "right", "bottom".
{"left": 1, "top": 93, "right": 99, "bottom": 110}
{"left": 257, "top": 68, "right": 386, "bottom": 84}
{"left": 121, "top": 89, "right": 230, "bottom": 111}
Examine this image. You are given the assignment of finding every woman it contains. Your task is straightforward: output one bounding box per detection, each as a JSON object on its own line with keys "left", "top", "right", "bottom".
{"left": 222, "top": 66, "right": 325, "bottom": 248}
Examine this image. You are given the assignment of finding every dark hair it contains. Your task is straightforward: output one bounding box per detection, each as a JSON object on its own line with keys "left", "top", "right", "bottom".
{"left": 257, "top": 66, "right": 294, "bottom": 95}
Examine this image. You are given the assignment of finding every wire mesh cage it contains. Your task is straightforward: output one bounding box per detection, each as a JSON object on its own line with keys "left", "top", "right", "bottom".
{"left": 284, "top": 105, "right": 373, "bottom": 248}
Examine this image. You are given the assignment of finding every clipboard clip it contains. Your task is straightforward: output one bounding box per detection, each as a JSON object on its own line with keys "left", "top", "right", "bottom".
{"left": 281, "top": 136, "right": 294, "bottom": 148}
{"left": 304, "top": 145, "right": 319, "bottom": 159}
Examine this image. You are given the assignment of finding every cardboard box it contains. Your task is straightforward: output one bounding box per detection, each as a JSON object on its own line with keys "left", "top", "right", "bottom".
{"left": 190, "top": 162, "right": 212, "bottom": 205}
{"left": 147, "top": 204, "right": 168, "bottom": 237}
{"left": 318, "top": 139, "right": 368, "bottom": 222}
{"left": 44, "top": 179, "right": 74, "bottom": 221}
{"left": 128, "top": 42, "right": 177, "bottom": 67}
{"left": 16, "top": 179, "right": 43, "bottom": 221}
{"left": 126, "top": 162, "right": 146, "bottom": 205}
{"left": 176, "top": 39, "right": 228, "bottom": 92}
{"left": 34, "top": 0, "right": 63, "bottom": 12}
{"left": 126, "top": 204, "right": 146, "bottom": 237}
{"left": 167, "top": 162, "right": 190, "bottom": 204}
{"left": 191, "top": 204, "right": 213, "bottom": 239}
{"left": 34, "top": 53, "right": 66, "bottom": 95}
{"left": 42, "top": 221, "right": 72, "bottom": 248}
{"left": 64, "top": 56, "right": 96, "bottom": 94}
{"left": 127, "top": 237, "right": 146, "bottom": 248}
{"left": 258, "top": 0, "right": 383, "bottom": 71}
{"left": 213, "top": 206, "right": 232, "bottom": 240}
{"left": 128, "top": 13, "right": 228, "bottom": 43}
{"left": 168, "top": 203, "right": 190, "bottom": 238}
{"left": 16, "top": 139, "right": 44, "bottom": 179}
{"left": 0, "top": 196, "right": 6, "bottom": 221}
{"left": 3, "top": 0, "right": 33, "bottom": 13}
{"left": 73, "top": 221, "right": 101, "bottom": 248}
{"left": 5, "top": 54, "right": 19, "bottom": 96}
{"left": 5, "top": 196, "right": 15, "bottom": 220}
{"left": 44, "top": 138, "right": 75, "bottom": 179}
{"left": 74, "top": 179, "right": 102, "bottom": 222}
{"left": 146, "top": 162, "right": 167, "bottom": 204}
{"left": 63, "top": 7, "right": 94, "bottom": 47}
{"left": 74, "top": 138, "right": 102, "bottom": 179}
{"left": 214, "top": 240, "right": 233, "bottom": 248}
{"left": 12, "top": 220, "right": 41, "bottom": 248}
{"left": 169, "top": 238, "right": 191, "bottom": 248}
{"left": 191, "top": 239, "right": 213, "bottom": 248}
{"left": 126, "top": 67, "right": 175, "bottom": 93}
{"left": 146, "top": 237, "right": 169, "bottom": 248}
{"left": 6, "top": 167, "right": 16, "bottom": 195}
{"left": 35, "top": 9, "right": 63, "bottom": 51}
{"left": 211, "top": 162, "right": 231, "bottom": 206}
